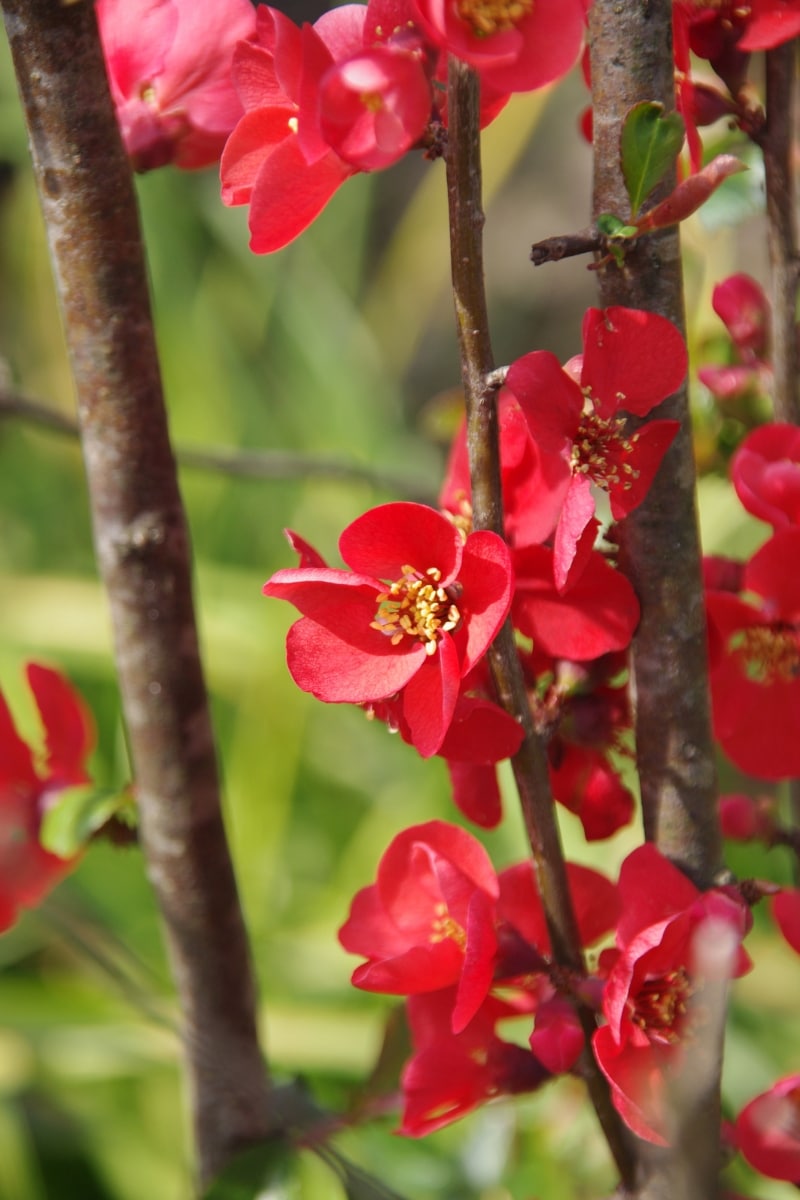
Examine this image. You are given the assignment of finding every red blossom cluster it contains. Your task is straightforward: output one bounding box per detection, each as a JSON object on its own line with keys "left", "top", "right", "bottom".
{"left": 705, "top": 420, "right": 800, "bottom": 780}
{"left": 219, "top": 0, "right": 587, "bottom": 250}
{"left": 338, "top": 825, "right": 751, "bottom": 1138}
{"left": 94, "top": 0, "right": 587, "bottom": 248}
{"left": 264, "top": 305, "right": 681, "bottom": 839}
{"left": 0, "top": 665, "right": 94, "bottom": 930}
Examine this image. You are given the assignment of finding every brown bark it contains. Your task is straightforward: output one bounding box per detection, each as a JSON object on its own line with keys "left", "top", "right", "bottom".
{"left": 762, "top": 42, "right": 800, "bottom": 425}
{"left": 1, "top": 0, "right": 273, "bottom": 1187}
{"left": 590, "top": 3, "right": 724, "bottom": 1197}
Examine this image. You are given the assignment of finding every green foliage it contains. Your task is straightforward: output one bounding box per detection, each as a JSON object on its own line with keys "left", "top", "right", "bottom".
{"left": 620, "top": 100, "right": 685, "bottom": 217}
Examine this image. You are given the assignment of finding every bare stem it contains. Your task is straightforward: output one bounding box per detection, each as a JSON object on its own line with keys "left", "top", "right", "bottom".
{"left": 0, "top": 387, "right": 436, "bottom": 501}
{"left": 444, "top": 55, "right": 636, "bottom": 1188}
{"left": 762, "top": 42, "right": 800, "bottom": 424}
{"left": 1, "top": 0, "right": 273, "bottom": 1186}
{"left": 590, "top": 2, "right": 723, "bottom": 1196}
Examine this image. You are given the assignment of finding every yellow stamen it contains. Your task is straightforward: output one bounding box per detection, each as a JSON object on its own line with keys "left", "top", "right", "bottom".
{"left": 370, "top": 563, "right": 462, "bottom": 654}
{"left": 456, "top": 0, "right": 533, "bottom": 37}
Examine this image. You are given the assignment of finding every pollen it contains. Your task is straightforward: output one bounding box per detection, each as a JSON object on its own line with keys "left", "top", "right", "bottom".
{"left": 730, "top": 623, "right": 800, "bottom": 684}
{"left": 572, "top": 405, "right": 639, "bottom": 491}
{"left": 631, "top": 966, "right": 695, "bottom": 1044}
{"left": 456, "top": 0, "right": 533, "bottom": 37}
{"left": 360, "top": 92, "right": 384, "bottom": 113}
{"left": 371, "top": 564, "right": 462, "bottom": 653}
{"left": 429, "top": 901, "right": 467, "bottom": 948}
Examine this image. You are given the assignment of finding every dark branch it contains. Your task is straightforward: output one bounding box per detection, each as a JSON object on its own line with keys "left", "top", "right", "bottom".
{"left": 761, "top": 42, "right": 800, "bottom": 425}
{"left": 0, "top": 0, "right": 273, "bottom": 1186}
{"left": 530, "top": 228, "right": 603, "bottom": 266}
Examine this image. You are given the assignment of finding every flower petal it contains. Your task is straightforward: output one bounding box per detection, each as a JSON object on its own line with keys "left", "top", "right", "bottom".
{"left": 581, "top": 307, "right": 687, "bottom": 418}
{"left": 339, "top": 502, "right": 462, "bottom": 583}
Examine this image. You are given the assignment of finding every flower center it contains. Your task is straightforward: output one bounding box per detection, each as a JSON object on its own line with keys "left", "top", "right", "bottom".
{"left": 456, "top": 0, "right": 533, "bottom": 38}
{"left": 572, "top": 407, "right": 640, "bottom": 492}
{"left": 371, "top": 564, "right": 462, "bottom": 655}
{"left": 430, "top": 901, "right": 467, "bottom": 948}
{"left": 729, "top": 623, "right": 800, "bottom": 685}
{"left": 631, "top": 966, "right": 694, "bottom": 1044}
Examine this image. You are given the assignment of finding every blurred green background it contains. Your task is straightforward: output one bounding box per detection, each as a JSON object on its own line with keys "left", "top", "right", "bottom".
{"left": 1, "top": 23, "right": 799, "bottom": 1200}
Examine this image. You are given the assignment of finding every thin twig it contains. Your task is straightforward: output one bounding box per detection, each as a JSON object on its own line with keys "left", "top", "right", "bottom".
{"left": 444, "top": 56, "right": 636, "bottom": 1189}
{"left": 0, "top": 388, "right": 437, "bottom": 502}
{"left": 530, "top": 228, "right": 603, "bottom": 265}
{"left": 1, "top": 0, "right": 273, "bottom": 1187}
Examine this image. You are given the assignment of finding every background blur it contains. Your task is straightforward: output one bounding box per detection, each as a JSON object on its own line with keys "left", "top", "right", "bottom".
{"left": 1, "top": 21, "right": 798, "bottom": 1200}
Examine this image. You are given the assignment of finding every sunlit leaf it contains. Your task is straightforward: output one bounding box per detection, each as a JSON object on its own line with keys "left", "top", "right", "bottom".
{"left": 620, "top": 101, "right": 685, "bottom": 216}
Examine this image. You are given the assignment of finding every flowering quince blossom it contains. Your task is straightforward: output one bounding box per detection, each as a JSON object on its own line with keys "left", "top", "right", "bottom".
{"left": 279, "top": 532, "right": 522, "bottom": 826}
{"left": 263, "top": 502, "right": 513, "bottom": 758}
{"left": 593, "top": 844, "right": 751, "bottom": 1144}
{"left": 439, "top": 394, "right": 570, "bottom": 550}
{"left": 401, "top": 988, "right": 550, "bottom": 1135}
{"left": 505, "top": 306, "right": 686, "bottom": 591}
{"left": 736, "top": 1074, "right": 800, "bottom": 1181}
{"left": 540, "top": 655, "right": 636, "bottom": 841}
{"left": 412, "top": 0, "right": 585, "bottom": 95}
{"left": 221, "top": 0, "right": 438, "bottom": 252}
{"left": 698, "top": 275, "right": 774, "bottom": 403}
{"left": 731, "top": 422, "right": 800, "bottom": 529}
{"left": 705, "top": 528, "right": 800, "bottom": 779}
{"left": 96, "top": 0, "right": 255, "bottom": 171}
{"left": 0, "top": 664, "right": 94, "bottom": 930}
{"left": 341, "top": 823, "right": 620, "bottom": 1134}
{"left": 338, "top": 820, "right": 500, "bottom": 1032}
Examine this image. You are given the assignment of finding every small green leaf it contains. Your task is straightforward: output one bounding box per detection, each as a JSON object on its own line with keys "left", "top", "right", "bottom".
{"left": 202, "top": 1139, "right": 293, "bottom": 1200}
{"left": 620, "top": 101, "right": 685, "bottom": 217}
{"left": 596, "top": 213, "right": 638, "bottom": 239}
{"left": 40, "top": 786, "right": 137, "bottom": 858}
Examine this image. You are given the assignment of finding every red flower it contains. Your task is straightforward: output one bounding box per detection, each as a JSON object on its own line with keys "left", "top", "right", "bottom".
{"left": 739, "top": 0, "right": 800, "bottom": 50}
{"left": 401, "top": 988, "right": 548, "bottom": 1135}
{"left": 719, "top": 792, "right": 776, "bottom": 842}
{"left": 221, "top": 1, "right": 437, "bottom": 251}
{"left": 507, "top": 307, "right": 685, "bottom": 590}
{"left": 338, "top": 820, "right": 499, "bottom": 1032}
{"left": 263, "top": 502, "right": 513, "bottom": 757}
{"left": 698, "top": 275, "right": 773, "bottom": 403}
{"left": 97, "top": 0, "right": 255, "bottom": 170}
{"left": 772, "top": 888, "right": 800, "bottom": 958}
{"left": 706, "top": 529, "right": 800, "bottom": 779}
{"left": 736, "top": 1074, "right": 800, "bottom": 1181}
{"left": 593, "top": 844, "right": 751, "bottom": 1144}
{"left": 437, "top": 691, "right": 524, "bottom": 827}
{"left": 0, "top": 664, "right": 94, "bottom": 930}
{"left": 317, "top": 40, "right": 433, "bottom": 171}
{"left": 731, "top": 423, "right": 800, "bottom": 530}
{"left": 497, "top": 859, "right": 619, "bottom": 960}
{"left": 221, "top": 6, "right": 359, "bottom": 252}
{"left": 512, "top": 545, "right": 640, "bottom": 659}
{"left": 439, "top": 394, "right": 570, "bottom": 549}
{"left": 412, "top": 0, "right": 585, "bottom": 94}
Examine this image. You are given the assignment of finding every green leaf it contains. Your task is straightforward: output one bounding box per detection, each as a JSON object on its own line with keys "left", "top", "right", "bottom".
{"left": 40, "top": 786, "right": 137, "bottom": 858}
{"left": 315, "top": 1147, "right": 410, "bottom": 1200}
{"left": 202, "top": 1139, "right": 294, "bottom": 1200}
{"left": 620, "top": 101, "right": 685, "bottom": 217}
{"left": 596, "top": 213, "right": 638, "bottom": 239}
